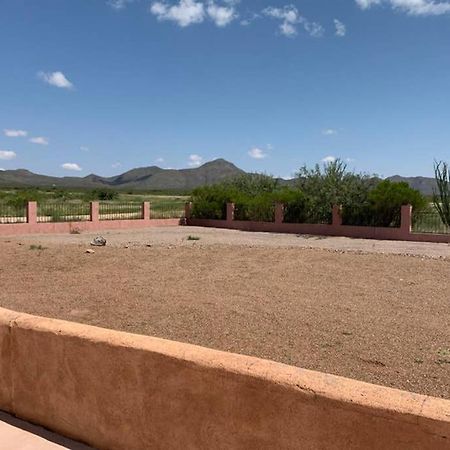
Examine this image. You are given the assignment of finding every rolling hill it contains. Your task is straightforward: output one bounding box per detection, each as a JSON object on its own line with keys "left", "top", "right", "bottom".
{"left": 0, "top": 159, "right": 245, "bottom": 191}
{"left": 0, "top": 159, "right": 438, "bottom": 195}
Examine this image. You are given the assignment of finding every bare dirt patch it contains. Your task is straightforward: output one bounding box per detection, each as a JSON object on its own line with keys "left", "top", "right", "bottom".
{"left": 1, "top": 229, "right": 449, "bottom": 399}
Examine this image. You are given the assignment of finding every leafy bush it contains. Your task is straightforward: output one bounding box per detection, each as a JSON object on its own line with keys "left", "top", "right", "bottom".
{"left": 234, "top": 193, "right": 276, "bottom": 222}
{"left": 297, "top": 160, "right": 374, "bottom": 224}
{"left": 368, "top": 180, "right": 426, "bottom": 227}
{"left": 191, "top": 184, "right": 238, "bottom": 219}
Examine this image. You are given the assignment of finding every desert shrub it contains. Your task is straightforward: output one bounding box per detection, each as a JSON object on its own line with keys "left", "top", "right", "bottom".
{"left": 433, "top": 161, "right": 450, "bottom": 227}
{"left": 297, "top": 160, "right": 374, "bottom": 224}
{"left": 367, "top": 180, "right": 426, "bottom": 227}
{"left": 89, "top": 189, "right": 119, "bottom": 201}
{"left": 4, "top": 189, "right": 43, "bottom": 207}
{"left": 223, "top": 173, "right": 279, "bottom": 197}
{"left": 234, "top": 193, "right": 276, "bottom": 222}
{"left": 191, "top": 184, "right": 238, "bottom": 219}
{"left": 273, "top": 189, "right": 310, "bottom": 223}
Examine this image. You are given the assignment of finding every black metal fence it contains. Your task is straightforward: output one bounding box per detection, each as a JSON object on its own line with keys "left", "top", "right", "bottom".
{"left": 99, "top": 202, "right": 143, "bottom": 221}
{"left": 150, "top": 200, "right": 185, "bottom": 219}
{"left": 37, "top": 202, "right": 91, "bottom": 223}
{"left": 412, "top": 211, "right": 450, "bottom": 234}
{"left": 0, "top": 203, "right": 27, "bottom": 224}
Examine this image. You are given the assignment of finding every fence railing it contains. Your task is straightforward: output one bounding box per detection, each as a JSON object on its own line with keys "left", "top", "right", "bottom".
{"left": 150, "top": 200, "right": 186, "bottom": 219}
{"left": 37, "top": 202, "right": 91, "bottom": 223}
{"left": 99, "top": 202, "right": 143, "bottom": 221}
{"left": 0, "top": 203, "right": 27, "bottom": 224}
{"left": 412, "top": 211, "right": 450, "bottom": 234}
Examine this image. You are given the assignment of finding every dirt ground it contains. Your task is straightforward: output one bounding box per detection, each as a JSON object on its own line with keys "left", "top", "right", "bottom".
{"left": 1, "top": 226, "right": 449, "bottom": 399}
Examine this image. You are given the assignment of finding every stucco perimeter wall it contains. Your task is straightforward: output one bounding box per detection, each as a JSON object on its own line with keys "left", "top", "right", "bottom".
{"left": 0, "top": 308, "right": 449, "bottom": 450}
{"left": 187, "top": 218, "right": 450, "bottom": 244}
{"left": 0, "top": 218, "right": 180, "bottom": 236}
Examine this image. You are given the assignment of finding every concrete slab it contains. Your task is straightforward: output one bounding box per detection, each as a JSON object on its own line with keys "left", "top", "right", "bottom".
{"left": 0, "top": 412, "right": 93, "bottom": 450}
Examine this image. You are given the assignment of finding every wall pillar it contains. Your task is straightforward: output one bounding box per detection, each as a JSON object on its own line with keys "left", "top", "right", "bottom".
{"left": 226, "top": 203, "right": 235, "bottom": 222}
{"left": 27, "top": 201, "right": 37, "bottom": 224}
{"left": 400, "top": 204, "right": 412, "bottom": 235}
{"left": 275, "top": 203, "right": 285, "bottom": 224}
{"left": 142, "top": 202, "right": 150, "bottom": 220}
{"left": 90, "top": 202, "right": 99, "bottom": 223}
{"left": 332, "top": 205, "right": 343, "bottom": 227}
{"left": 184, "top": 202, "right": 193, "bottom": 220}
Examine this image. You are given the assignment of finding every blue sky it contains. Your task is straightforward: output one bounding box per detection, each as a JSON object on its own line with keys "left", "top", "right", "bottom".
{"left": 0, "top": 0, "right": 449, "bottom": 178}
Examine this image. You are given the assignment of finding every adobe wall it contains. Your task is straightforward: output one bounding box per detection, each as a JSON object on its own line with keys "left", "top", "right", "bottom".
{"left": 0, "top": 308, "right": 449, "bottom": 450}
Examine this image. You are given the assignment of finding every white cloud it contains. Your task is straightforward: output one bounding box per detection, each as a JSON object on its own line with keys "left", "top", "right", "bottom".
{"left": 248, "top": 147, "right": 267, "bottom": 159}
{"left": 29, "top": 136, "right": 49, "bottom": 145}
{"left": 150, "top": 0, "right": 205, "bottom": 27}
{"left": 321, "top": 155, "right": 336, "bottom": 163}
{"left": 4, "top": 129, "right": 27, "bottom": 138}
{"left": 188, "top": 154, "right": 203, "bottom": 167}
{"left": 355, "top": 0, "right": 450, "bottom": 16}
{"left": 303, "top": 21, "right": 324, "bottom": 37}
{"left": 112, "top": 162, "right": 122, "bottom": 168}
{"left": 155, "top": 157, "right": 165, "bottom": 163}
{"left": 61, "top": 163, "right": 82, "bottom": 171}
{"left": 38, "top": 71, "right": 74, "bottom": 89}
{"left": 0, "top": 168, "right": 4, "bottom": 171}
{"left": 80, "top": 146, "right": 89, "bottom": 152}
{"left": 334, "top": 19, "right": 346, "bottom": 37}
{"left": 0, "top": 150, "right": 17, "bottom": 160}
{"left": 322, "top": 128, "right": 337, "bottom": 135}
{"left": 108, "top": 0, "right": 134, "bottom": 9}
{"left": 263, "top": 5, "right": 299, "bottom": 37}
{"left": 263, "top": 6, "right": 324, "bottom": 38}
{"left": 207, "top": 3, "right": 237, "bottom": 26}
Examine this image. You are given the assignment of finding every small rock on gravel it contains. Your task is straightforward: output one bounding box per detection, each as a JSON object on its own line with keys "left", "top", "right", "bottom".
{"left": 90, "top": 236, "right": 106, "bottom": 247}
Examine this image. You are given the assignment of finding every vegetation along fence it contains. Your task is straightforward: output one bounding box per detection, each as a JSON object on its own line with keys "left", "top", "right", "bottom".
{"left": 0, "top": 202, "right": 27, "bottom": 224}
{"left": 37, "top": 202, "right": 91, "bottom": 223}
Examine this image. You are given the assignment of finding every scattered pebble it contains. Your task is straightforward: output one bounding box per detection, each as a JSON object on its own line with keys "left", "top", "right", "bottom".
{"left": 85, "top": 249, "right": 95, "bottom": 254}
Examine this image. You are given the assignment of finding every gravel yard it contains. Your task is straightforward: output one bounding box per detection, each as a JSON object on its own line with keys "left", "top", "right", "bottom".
{"left": 1, "top": 226, "right": 449, "bottom": 399}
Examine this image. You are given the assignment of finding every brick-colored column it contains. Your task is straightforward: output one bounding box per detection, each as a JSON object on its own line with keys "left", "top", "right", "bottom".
{"left": 226, "top": 203, "right": 235, "bottom": 222}
{"left": 332, "top": 205, "right": 343, "bottom": 227}
{"left": 400, "top": 204, "right": 412, "bottom": 235}
{"left": 274, "top": 203, "right": 285, "bottom": 224}
{"left": 184, "top": 202, "right": 193, "bottom": 220}
{"left": 90, "top": 202, "right": 99, "bottom": 223}
{"left": 142, "top": 202, "right": 150, "bottom": 220}
{"left": 27, "top": 201, "right": 37, "bottom": 224}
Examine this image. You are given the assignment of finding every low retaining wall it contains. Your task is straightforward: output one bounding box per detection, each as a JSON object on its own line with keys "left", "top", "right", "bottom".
{"left": 0, "top": 218, "right": 181, "bottom": 236}
{"left": 187, "top": 218, "right": 450, "bottom": 243}
{"left": 0, "top": 308, "right": 449, "bottom": 449}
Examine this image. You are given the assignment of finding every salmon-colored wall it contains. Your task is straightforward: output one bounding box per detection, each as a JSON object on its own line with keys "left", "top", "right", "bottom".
{"left": 0, "top": 308, "right": 449, "bottom": 450}
{"left": 0, "top": 218, "right": 181, "bottom": 236}
{"left": 0, "top": 201, "right": 181, "bottom": 235}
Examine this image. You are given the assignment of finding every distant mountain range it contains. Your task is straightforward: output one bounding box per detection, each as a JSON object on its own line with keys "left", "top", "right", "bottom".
{"left": 0, "top": 159, "right": 244, "bottom": 191}
{"left": 0, "top": 159, "right": 438, "bottom": 195}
